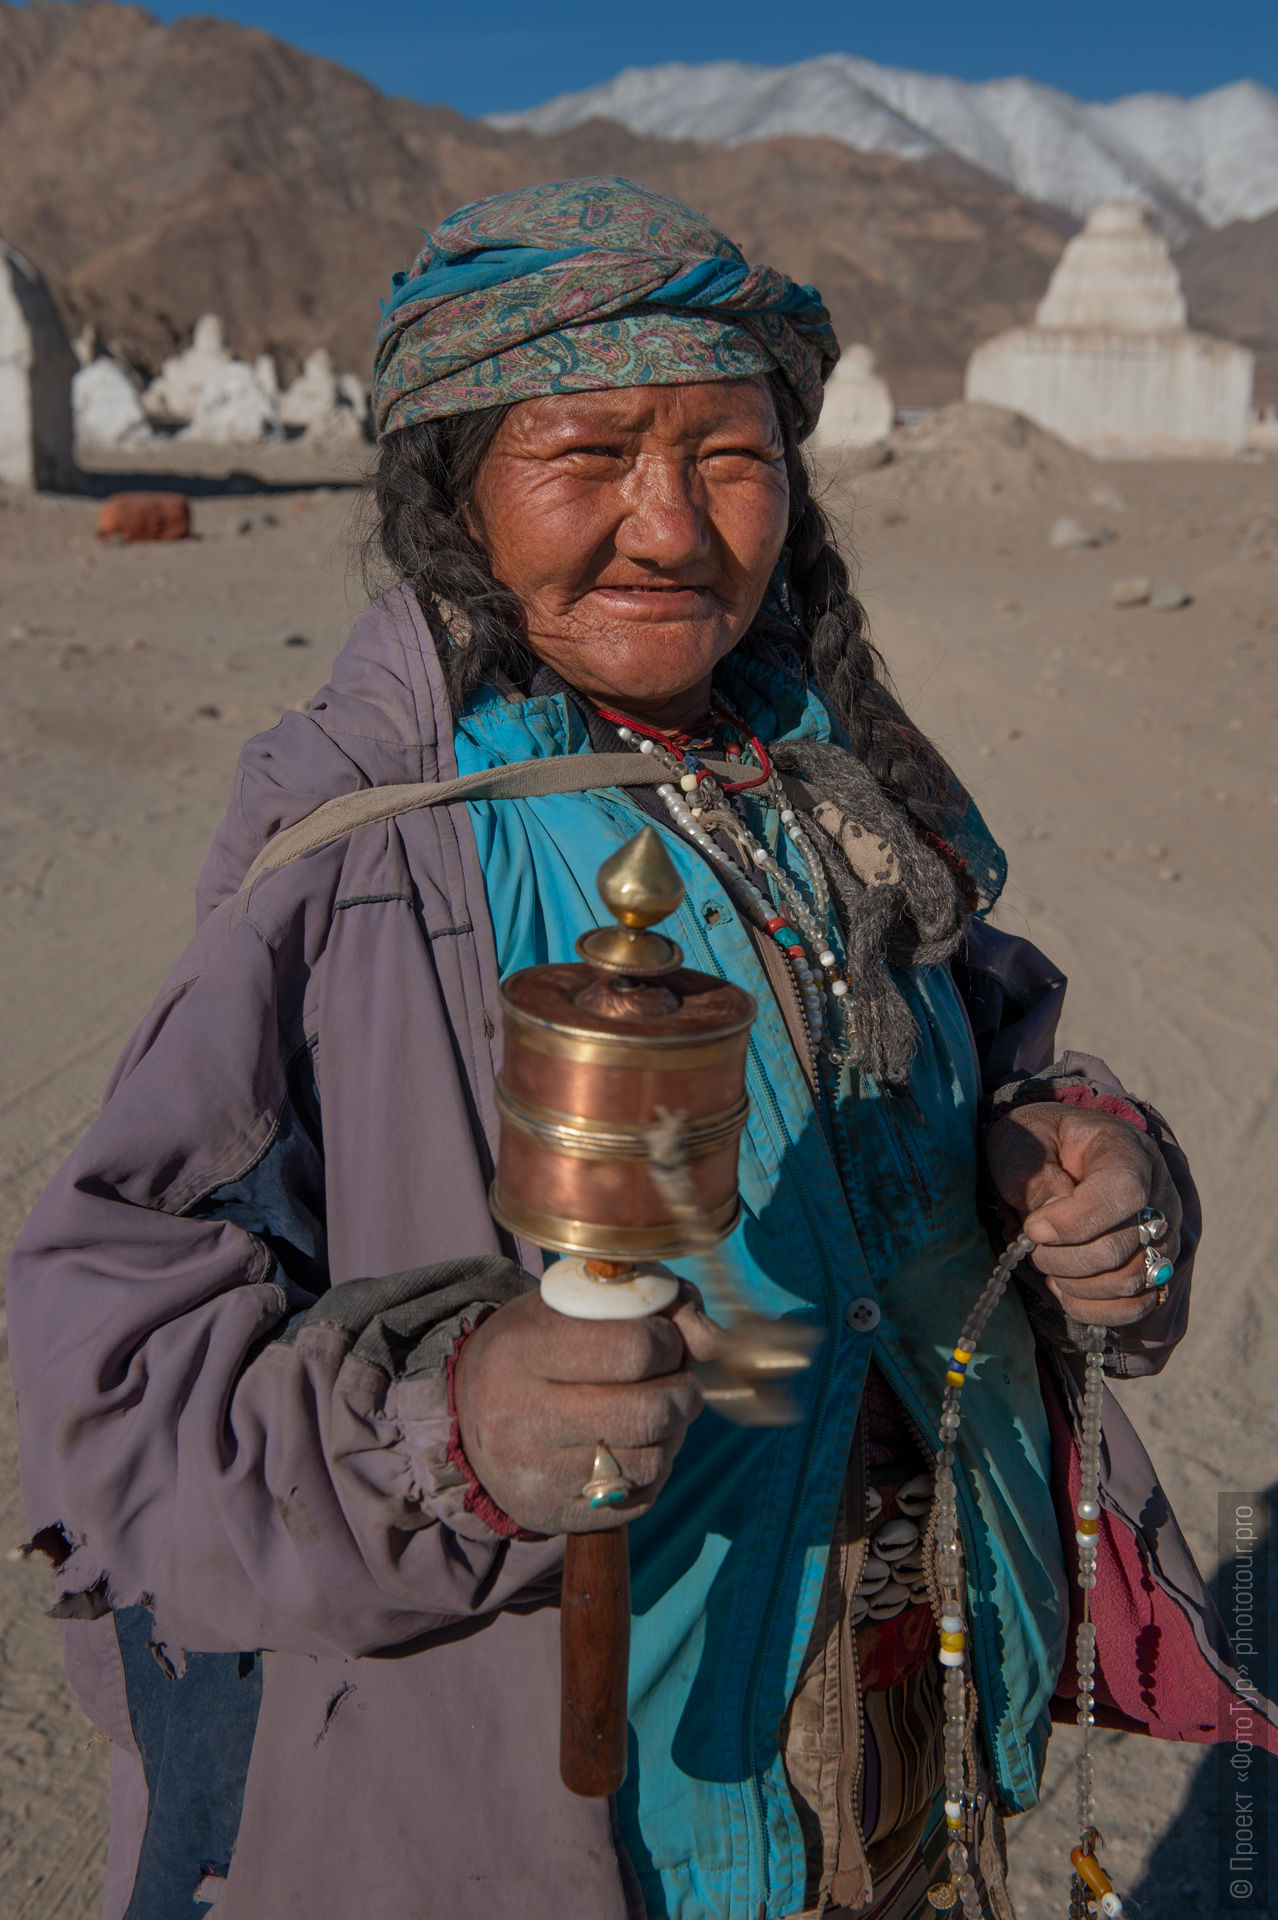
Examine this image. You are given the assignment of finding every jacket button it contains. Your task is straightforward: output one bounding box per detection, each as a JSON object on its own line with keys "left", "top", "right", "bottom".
{"left": 845, "top": 1297, "right": 881, "bottom": 1332}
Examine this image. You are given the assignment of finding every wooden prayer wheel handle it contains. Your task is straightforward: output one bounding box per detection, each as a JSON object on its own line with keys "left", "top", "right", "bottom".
{"left": 542, "top": 1255, "right": 680, "bottom": 1798}
{"left": 560, "top": 1529, "right": 631, "bottom": 1796}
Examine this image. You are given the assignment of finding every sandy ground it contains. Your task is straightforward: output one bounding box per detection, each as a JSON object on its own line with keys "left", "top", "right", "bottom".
{"left": 0, "top": 415, "right": 1275, "bottom": 1915}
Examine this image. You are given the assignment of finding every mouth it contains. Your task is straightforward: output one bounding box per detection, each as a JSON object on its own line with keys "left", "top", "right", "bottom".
{"left": 588, "top": 583, "right": 716, "bottom": 615}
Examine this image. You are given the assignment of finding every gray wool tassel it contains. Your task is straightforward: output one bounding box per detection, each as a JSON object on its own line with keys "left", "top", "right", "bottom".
{"left": 769, "top": 739, "right": 967, "bottom": 1087}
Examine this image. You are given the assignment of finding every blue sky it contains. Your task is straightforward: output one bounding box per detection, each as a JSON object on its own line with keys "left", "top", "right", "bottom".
{"left": 39, "top": 1, "right": 1278, "bottom": 115}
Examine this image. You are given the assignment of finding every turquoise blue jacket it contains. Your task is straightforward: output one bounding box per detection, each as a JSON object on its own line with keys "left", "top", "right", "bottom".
{"left": 456, "top": 656, "right": 1069, "bottom": 1920}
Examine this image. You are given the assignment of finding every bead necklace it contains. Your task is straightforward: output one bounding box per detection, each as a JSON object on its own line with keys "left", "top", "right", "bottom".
{"left": 927, "top": 1242, "right": 1123, "bottom": 1918}
{"left": 601, "top": 705, "right": 858, "bottom": 1069}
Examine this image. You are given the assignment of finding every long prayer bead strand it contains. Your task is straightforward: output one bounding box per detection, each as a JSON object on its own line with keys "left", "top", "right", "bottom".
{"left": 928, "top": 1231, "right": 1034, "bottom": 1917}
{"left": 1068, "top": 1325, "right": 1125, "bottom": 1917}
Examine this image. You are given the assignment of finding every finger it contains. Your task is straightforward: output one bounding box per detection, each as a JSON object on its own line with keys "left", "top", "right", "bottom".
{"left": 539, "top": 1371, "right": 706, "bottom": 1452}
{"left": 1032, "top": 1224, "right": 1181, "bottom": 1283}
{"left": 1023, "top": 1131, "right": 1155, "bottom": 1251}
{"left": 668, "top": 1287, "right": 728, "bottom": 1365}
{"left": 562, "top": 1440, "right": 681, "bottom": 1528}
{"left": 533, "top": 1308, "right": 689, "bottom": 1385}
{"left": 1051, "top": 1281, "right": 1161, "bottom": 1328}
{"left": 985, "top": 1114, "right": 1076, "bottom": 1215}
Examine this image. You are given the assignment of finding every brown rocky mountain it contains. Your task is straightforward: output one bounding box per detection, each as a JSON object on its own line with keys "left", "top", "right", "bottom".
{"left": 0, "top": 2, "right": 1269, "bottom": 405}
{"left": 1176, "top": 211, "right": 1278, "bottom": 406}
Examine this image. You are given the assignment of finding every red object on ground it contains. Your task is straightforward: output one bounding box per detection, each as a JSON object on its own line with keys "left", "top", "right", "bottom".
{"left": 95, "top": 493, "right": 191, "bottom": 542}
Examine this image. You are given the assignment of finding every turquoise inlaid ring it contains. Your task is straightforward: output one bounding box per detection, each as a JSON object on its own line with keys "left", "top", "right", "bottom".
{"left": 1143, "top": 1245, "right": 1175, "bottom": 1291}
{"left": 582, "top": 1443, "right": 633, "bottom": 1508}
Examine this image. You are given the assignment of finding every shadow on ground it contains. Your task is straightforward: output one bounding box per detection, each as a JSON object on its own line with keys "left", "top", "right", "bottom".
{"left": 1128, "top": 1485, "right": 1276, "bottom": 1917}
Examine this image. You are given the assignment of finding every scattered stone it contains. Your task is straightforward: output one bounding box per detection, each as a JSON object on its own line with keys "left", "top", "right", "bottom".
{"left": 810, "top": 344, "right": 895, "bottom": 451}
{"left": 144, "top": 314, "right": 231, "bottom": 423}
{"left": 180, "top": 362, "right": 280, "bottom": 445}
{"left": 0, "top": 237, "right": 76, "bottom": 489}
{"left": 1089, "top": 484, "right": 1126, "bottom": 511}
{"left": 966, "top": 200, "right": 1254, "bottom": 456}
{"left": 73, "top": 357, "right": 153, "bottom": 450}
{"left": 195, "top": 704, "right": 221, "bottom": 719}
{"left": 1157, "top": 867, "right": 1182, "bottom": 883}
{"left": 254, "top": 352, "right": 280, "bottom": 398}
{"left": 1111, "top": 576, "right": 1152, "bottom": 607}
{"left": 233, "top": 508, "right": 280, "bottom": 534}
{"left": 1049, "top": 516, "right": 1096, "bottom": 550}
{"left": 993, "top": 598, "right": 1019, "bottom": 613}
{"left": 282, "top": 632, "right": 312, "bottom": 647}
{"left": 95, "top": 493, "right": 192, "bottom": 543}
{"left": 1149, "top": 582, "right": 1192, "bottom": 611}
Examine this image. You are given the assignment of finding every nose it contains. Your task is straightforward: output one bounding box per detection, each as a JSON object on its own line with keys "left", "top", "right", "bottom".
{"left": 613, "top": 453, "right": 711, "bottom": 570}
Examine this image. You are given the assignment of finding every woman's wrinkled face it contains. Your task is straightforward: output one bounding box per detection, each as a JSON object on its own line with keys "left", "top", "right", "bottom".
{"left": 467, "top": 379, "right": 790, "bottom": 730}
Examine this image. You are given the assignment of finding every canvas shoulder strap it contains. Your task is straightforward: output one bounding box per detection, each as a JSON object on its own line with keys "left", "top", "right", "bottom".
{"left": 238, "top": 752, "right": 744, "bottom": 891}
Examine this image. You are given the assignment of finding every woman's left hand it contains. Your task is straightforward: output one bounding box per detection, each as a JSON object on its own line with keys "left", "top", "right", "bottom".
{"left": 984, "top": 1103, "right": 1182, "bottom": 1326}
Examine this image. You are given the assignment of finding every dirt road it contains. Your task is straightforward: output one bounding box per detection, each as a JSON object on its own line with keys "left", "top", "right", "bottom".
{"left": 1, "top": 414, "right": 1274, "bottom": 1914}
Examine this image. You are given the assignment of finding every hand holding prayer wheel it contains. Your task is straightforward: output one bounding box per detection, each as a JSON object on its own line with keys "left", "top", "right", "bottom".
{"left": 456, "top": 827, "right": 809, "bottom": 1796}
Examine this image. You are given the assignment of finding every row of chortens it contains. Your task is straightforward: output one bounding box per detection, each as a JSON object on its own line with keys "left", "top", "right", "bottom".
{"left": 0, "top": 205, "right": 1267, "bottom": 490}
{"left": 70, "top": 314, "right": 372, "bottom": 452}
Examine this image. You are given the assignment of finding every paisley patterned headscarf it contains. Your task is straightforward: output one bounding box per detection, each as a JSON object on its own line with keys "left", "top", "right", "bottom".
{"left": 373, "top": 175, "right": 838, "bottom": 440}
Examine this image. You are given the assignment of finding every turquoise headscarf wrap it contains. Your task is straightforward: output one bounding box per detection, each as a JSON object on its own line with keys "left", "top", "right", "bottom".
{"left": 372, "top": 175, "right": 839, "bottom": 440}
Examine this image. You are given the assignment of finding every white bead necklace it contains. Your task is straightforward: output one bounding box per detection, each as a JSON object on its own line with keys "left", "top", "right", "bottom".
{"left": 611, "top": 717, "right": 858, "bottom": 1069}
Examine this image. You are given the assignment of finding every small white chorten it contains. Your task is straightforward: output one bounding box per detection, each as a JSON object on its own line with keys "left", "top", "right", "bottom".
{"left": 811, "top": 344, "right": 895, "bottom": 450}
{"left": 73, "top": 357, "right": 154, "bottom": 450}
{"left": 965, "top": 201, "right": 1253, "bottom": 455}
{"left": 0, "top": 239, "right": 76, "bottom": 489}
{"left": 144, "top": 314, "right": 233, "bottom": 424}
{"left": 180, "top": 361, "right": 281, "bottom": 444}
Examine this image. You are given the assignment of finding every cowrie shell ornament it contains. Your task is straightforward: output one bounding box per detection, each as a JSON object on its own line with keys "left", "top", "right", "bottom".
{"left": 868, "top": 1578, "right": 912, "bottom": 1620}
{"left": 857, "top": 1553, "right": 890, "bottom": 1596}
{"left": 874, "top": 1517, "right": 920, "bottom": 1564}
{"left": 897, "top": 1473, "right": 934, "bottom": 1519}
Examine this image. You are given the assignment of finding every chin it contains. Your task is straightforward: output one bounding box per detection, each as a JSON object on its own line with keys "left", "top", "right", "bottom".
{"left": 587, "top": 625, "right": 736, "bottom": 702}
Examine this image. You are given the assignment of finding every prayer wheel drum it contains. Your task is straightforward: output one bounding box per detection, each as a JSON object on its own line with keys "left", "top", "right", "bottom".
{"left": 489, "top": 827, "right": 756, "bottom": 1260}
{"left": 490, "top": 964, "right": 755, "bottom": 1258}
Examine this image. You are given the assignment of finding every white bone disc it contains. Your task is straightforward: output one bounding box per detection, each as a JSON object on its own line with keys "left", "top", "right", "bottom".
{"left": 540, "top": 1256, "right": 679, "bottom": 1320}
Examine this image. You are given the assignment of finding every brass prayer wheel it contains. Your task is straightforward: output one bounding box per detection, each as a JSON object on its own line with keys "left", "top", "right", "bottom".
{"left": 490, "top": 828, "right": 756, "bottom": 1259}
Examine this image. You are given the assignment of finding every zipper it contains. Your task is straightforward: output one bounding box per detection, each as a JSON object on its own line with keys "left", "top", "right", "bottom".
{"left": 734, "top": 1022, "right": 844, "bottom": 1915}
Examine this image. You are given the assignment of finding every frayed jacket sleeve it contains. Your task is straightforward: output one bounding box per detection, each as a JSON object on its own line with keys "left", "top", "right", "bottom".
{"left": 953, "top": 918, "right": 1200, "bottom": 1378}
{"left": 6, "top": 895, "right": 561, "bottom": 1663}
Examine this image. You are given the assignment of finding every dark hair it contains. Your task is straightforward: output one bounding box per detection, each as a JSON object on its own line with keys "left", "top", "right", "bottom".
{"left": 365, "top": 373, "right": 936, "bottom": 812}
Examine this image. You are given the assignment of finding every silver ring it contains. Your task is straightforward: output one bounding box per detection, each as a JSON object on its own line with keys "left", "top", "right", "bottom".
{"left": 582, "top": 1442, "right": 633, "bottom": 1509}
{"left": 1143, "top": 1245, "right": 1175, "bottom": 1292}
{"left": 1136, "top": 1206, "right": 1168, "bottom": 1248}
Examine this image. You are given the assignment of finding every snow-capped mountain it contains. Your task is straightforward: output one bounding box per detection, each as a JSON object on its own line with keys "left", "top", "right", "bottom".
{"left": 489, "top": 57, "right": 1278, "bottom": 237}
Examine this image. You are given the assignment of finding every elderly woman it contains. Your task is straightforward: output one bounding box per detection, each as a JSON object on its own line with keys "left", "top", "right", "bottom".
{"left": 8, "top": 178, "right": 1261, "bottom": 1920}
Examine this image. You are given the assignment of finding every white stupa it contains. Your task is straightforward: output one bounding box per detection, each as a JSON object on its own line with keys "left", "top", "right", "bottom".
{"left": 0, "top": 239, "right": 76, "bottom": 489}
{"left": 965, "top": 200, "right": 1254, "bottom": 455}
{"left": 144, "top": 314, "right": 233, "bottom": 424}
{"left": 811, "top": 344, "right": 895, "bottom": 451}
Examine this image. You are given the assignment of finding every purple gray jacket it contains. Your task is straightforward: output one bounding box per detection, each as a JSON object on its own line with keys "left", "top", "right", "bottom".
{"left": 6, "top": 588, "right": 1266, "bottom": 1920}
